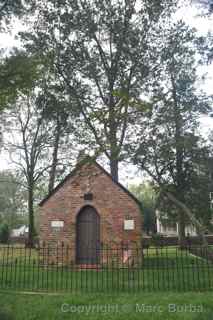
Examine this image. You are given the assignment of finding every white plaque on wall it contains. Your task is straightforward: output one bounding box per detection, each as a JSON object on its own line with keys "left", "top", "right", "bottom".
{"left": 124, "top": 219, "right": 135, "bottom": 230}
{"left": 51, "top": 220, "right": 64, "bottom": 228}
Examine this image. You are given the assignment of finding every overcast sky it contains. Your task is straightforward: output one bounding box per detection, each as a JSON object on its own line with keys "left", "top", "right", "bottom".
{"left": 0, "top": 3, "right": 213, "bottom": 186}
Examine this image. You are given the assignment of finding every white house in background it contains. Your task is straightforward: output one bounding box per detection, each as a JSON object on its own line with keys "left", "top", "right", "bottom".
{"left": 11, "top": 225, "right": 29, "bottom": 237}
{"left": 156, "top": 210, "right": 197, "bottom": 236}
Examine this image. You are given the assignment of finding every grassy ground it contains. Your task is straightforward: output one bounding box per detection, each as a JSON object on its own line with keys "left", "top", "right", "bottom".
{"left": 0, "top": 246, "right": 213, "bottom": 319}
{"left": 0, "top": 291, "right": 213, "bottom": 320}
{"left": 0, "top": 246, "right": 212, "bottom": 292}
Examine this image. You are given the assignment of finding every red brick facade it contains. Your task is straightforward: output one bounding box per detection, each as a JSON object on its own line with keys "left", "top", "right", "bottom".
{"left": 39, "top": 160, "right": 142, "bottom": 264}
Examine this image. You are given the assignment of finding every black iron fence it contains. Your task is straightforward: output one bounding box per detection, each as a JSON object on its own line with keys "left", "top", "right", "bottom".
{"left": 0, "top": 244, "right": 213, "bottom": 292}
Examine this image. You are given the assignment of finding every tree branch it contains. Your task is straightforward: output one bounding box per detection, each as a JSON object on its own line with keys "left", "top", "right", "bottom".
{"left": 141, "top": 163, "right": 209, "bottom": 246}
{"left": 0, "top": 0, "right": 8, "bottom": 14}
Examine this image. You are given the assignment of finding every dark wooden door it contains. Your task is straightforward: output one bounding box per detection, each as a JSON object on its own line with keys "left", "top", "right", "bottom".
{"left": 76, "top": 206, "right": 100, "bottom": 264}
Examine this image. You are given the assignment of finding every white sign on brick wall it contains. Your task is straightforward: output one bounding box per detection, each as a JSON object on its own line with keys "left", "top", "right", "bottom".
{"left": 51, "top": 220, "right": 64, "bottom": 228}
{"left": 124, "top": 219, "right": 135, "bottom": 230}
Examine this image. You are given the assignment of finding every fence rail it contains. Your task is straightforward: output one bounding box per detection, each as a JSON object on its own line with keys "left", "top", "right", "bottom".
{"left": 0, "top": 245, "right": 212, "bottom": 292}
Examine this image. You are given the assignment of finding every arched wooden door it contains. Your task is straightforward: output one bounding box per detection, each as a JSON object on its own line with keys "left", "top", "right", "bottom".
{"left": 76, "top": 206, "right": 100, "bottom": 264}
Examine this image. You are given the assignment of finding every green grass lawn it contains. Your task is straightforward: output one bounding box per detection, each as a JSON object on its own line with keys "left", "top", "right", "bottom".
{"left": 0, "top": 291, "right": 213, "bottom": 320}
{"left": 0, "top": 246, "right": 212, "bottom": 292}
{"left": 0, "top": 246, "right": 213, "bottom": 319}
{"left": 0, "top": 263, "right": 212, "bottom": 293}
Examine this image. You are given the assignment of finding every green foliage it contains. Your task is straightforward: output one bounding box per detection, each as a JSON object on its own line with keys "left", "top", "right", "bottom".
{"left": 0, "top": 223, "right": 9, "bottom": 243}
{"left": 151, "top": 233, "right": 165, "bottom": 247}
{"left": 0, "top": 171, "right": 27, "bottom": 229}
{"left": 0, "top": 52, "right": 42, "bottom": 112}
{"left": 20, "top": 0, "right": 178, "bottom": 180}
{"left": 131, "top": 21, "right": 213, "bottom": 232}
{"left": 129, "top": 183, "right": 157, "bottom": 234}
{"left": 0, "top": 0, "right": 35, "bottom": 29}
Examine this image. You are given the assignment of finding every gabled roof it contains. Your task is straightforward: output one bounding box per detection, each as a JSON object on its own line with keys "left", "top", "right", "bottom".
{"left": 39, "top": 158, "right": 141, "bottom": 207}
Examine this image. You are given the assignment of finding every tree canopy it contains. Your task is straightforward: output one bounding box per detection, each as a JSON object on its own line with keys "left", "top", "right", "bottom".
{"left": 20, "top": 0, "right": 178, "bottom": 181}
{"left": 0, "top": 0, "right": 212, "bottom": 247}
{"left": 130, "top": 21, "right": 213, "bottom": 244}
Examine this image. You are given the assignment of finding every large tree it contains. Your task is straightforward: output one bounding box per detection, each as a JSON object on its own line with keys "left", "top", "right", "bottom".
{"left": 35, "top": 74, "right": 91, "bottom": 192}
{"left": 0, "top": 51, "right": 44, "bottom": 155}
{"left": 0, "top": 51, "right": 41, "bottom": 112}
{"left": 21, "top": 0, "right": 177, "bottom": 181}
{"left": 130, "top": 21, "right": 212, "bottom": 245}
{"left": 0, "top": 0, "right": 38, "bottom": 116}
{"left": 4, "top": 92, "right": 53, "bottom": 246}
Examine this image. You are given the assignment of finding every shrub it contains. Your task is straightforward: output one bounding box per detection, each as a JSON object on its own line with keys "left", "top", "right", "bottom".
{"left": 0, "top": 223, "right": 10, "bottom": 243}
{"left": 151, "top": 233, "right": 165, "bottom": 247}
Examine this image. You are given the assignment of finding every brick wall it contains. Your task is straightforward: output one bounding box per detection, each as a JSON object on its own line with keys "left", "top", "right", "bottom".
{"left": 39, "top": 162, "right": 142, "bottom": 263}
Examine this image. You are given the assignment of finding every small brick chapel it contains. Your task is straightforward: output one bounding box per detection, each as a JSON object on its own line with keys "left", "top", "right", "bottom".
{"left": 39, "top": 158, "right": 142, "bottom": 265}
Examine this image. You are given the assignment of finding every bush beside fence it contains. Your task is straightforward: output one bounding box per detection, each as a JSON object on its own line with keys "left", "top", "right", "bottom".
{"left": 143, "top": 235, "right": 213, "bottom": 248}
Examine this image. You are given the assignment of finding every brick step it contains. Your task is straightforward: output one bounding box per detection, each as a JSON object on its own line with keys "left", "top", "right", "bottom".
{"left": 77, "top": 264, "right": 101, "bottom": 270}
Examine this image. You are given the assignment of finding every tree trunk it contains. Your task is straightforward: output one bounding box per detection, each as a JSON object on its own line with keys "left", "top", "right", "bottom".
{"left": 48, "top": 120, "right": 61, "bottom": 193}
{"left": 142, "top": 166, "right": 208, "bottom": 247}
{"left": 108, "top": 89, "right": 120, "bottom": 182}
{"left": 27, "top": 186, "right": 35, "bottom": 248}
{"left": 178, "top": 212, "right": 186, "bottom": 248}
{"left": 171, "top": 71, "right": 186, "bottom": 246}
{"left": 165, "top": 191, "right": 208, "bottom": 247}
{"left": 110, "top": 158, "right": 119, "bottom": 182}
